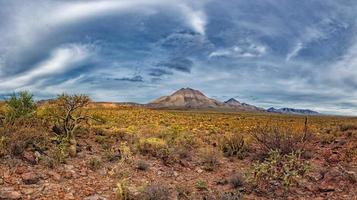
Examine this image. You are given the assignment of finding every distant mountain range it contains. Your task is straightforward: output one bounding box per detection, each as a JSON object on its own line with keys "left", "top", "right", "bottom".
{"left": 267, "top": 107, "right": 319, "bottom": 115}
{"left": 34, "top": 87, "right": 320, "bottom": 115}
{"left": 148, "top": 87, "right": 264, "bottom": 112}
{"left": 147, "top": 87, "right": 319, "bottom": 115}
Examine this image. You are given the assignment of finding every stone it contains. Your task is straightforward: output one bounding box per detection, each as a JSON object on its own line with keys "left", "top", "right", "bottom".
{"left": 328, "top": 154, "right": 340, "bottom": 163}
{"left": 14, "top": 166, "right": 28, "bottom": 174}
{"left": 48, "top": 171, "right": 61, "bottom": 181}
{"left": 68, "top": 144, "right": 77, "bottom": 157}
{"left": 173, "top": 171, "right": 179, "bottom": 177}
{"left": 83, "top": 194, "right": 108, "bottom": 200}
{"left": 307, "top": 172, "right": 323, "bottom": 182}
{"left": 22, "top": 172, "right": 40, "bottom": 185}
{"left": 345, "top": 170, "right": 357, "bottom": 183}
{"left": 23, "top": 151, "right": 37, "bottom": 164}
{"left": 22, "top": 188, "right": 35, "bottom": 195}
{"left": 0, "top": 187, "right": 22, "bottom": 199}
{"left": 318, "top": 181, "right": 335, "bottom": 192}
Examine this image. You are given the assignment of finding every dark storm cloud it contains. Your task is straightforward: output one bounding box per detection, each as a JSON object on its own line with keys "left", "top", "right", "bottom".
{"left": 156, "top": 57, "right": 193, "bottom": 73}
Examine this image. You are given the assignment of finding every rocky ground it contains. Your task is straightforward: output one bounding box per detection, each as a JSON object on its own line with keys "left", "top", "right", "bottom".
{"left": 1, "top": 131, "right": 356, "bottom": 200}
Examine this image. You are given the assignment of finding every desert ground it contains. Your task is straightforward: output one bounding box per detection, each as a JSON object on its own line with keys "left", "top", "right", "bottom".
{"left": 0, "top": 95, "right": 356, "bottom": 200}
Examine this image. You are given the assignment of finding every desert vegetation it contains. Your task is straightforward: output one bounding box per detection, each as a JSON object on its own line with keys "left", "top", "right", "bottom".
{"left": 0, "top": 92, "right": 356, "bottom": 199}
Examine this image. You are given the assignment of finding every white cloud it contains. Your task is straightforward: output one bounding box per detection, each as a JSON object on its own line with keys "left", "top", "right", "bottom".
{"left": 286, "top": 42, "right": 303, "bottom": 61}
{"left": 0, "top": 44, "right": 92, "bottom": 90}
{"left": 209, "top": 43, "right": 267, "bottom": 58}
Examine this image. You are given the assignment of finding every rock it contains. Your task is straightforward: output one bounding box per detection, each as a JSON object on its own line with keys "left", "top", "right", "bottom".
{"left": 22, "top": 188, "right": 35, "bottom": 195}
{"left": 48, "top": 171, "right": 61, "bottom": 181}
{"left": 307, "top": 172, "right": 323, "bottom": 182}
{"left": 0, "top": 178, "right": 3, "bottom": 185}
{"left": 23, "top": 151, "right": 37, "bottom": 164}
{"left": 328, "top": 154, "right": 340, "bottom": 163}
{"left": 34, "top": 151, "right": 42, "bottom": 161}
{"left": 318, "top": 180, "right": 335, "bottom": 192}
{"left": 173, "top": 171, "right": 179, "bottom": 177}
{"left": 84, "top": 194, "right": 108, "bottom": 200}
{"left": 22, "top": 172, "right": 40, "bottom": 185}
{"left": 345, "top": 170, "right": 357, "bottom": 184}
{"left": 15, "top": 166, "right": 27, "bottom": 174}
{"left": 65, "top": 193, "right": 75, "bottom": 200}
{"left": 0, "top": 187, "right": 22, "bottom": 199}
{"left": 68, "top": 145, "right": 77, "bottom": 157}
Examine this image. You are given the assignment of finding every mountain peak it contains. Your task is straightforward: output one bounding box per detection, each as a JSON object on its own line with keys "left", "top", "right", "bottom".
{"left": 149, "top": 87, "right": 224, "bottom": 109}
{"left": 225, "top": 98, "right": 241, "bottom": 104}
{"left": 173, "top": 87, "right": 206, "bottom": 96}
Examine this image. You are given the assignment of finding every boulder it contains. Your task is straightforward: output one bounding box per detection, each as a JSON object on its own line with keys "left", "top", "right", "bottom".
{"left": 0, "top": 187, "right": 22, "bottom": 200}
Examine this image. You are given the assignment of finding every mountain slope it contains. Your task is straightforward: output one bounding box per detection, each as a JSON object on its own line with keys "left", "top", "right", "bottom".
{"left": 148, "top": 88, "right": 226, "bottom": 109}
{"left": 225, "top": 98, "right": 265, "bottom": 111}
{"left": 267, "top": 107, "right": 319, "bottom": 115}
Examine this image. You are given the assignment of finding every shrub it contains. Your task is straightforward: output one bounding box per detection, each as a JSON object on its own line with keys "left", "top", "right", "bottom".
{"left": 219, "top": 133, "right": 247, "bottom": 159}
{"left": 4, "top": 91, "right": 36, "bottom": 124}
{"left": 88, "top": 157, "right": 102, "bottom": 171}
{"left": 176, "top": 185, "right": 192, "bottom": 199}
{"left": 116, "top": 181, "right": 130, "bottom": 200}
{"left": 198, "top": 147, "right": 221, "bottom": 171}
{"left": 339, "top": 124, "right": 357, "bottom": 132}
{"left": 142, "top": 184, "right": 170, "bottom": 200}
{"left": 228, "top": 173, "right": 245, "bottom": 189}
{"left": 0, "top": 135, "right": 8, "bottom": 157}
{"left": 251, "top": 124, "right": 307, "bottom": 159}
{"left": 219, "top": 190, "right": 242, "bottom": 200}
{"left": 195, "top": 180, "right": 208, "bottom": 191}
{"left": 137, "top": 160, "right": 150, "bottom": 171}
{"left": 138, "top": 137, "right": 168, "bottom": 157}
{"left": 250, "top": 150, "right": 309, "bottom": 193}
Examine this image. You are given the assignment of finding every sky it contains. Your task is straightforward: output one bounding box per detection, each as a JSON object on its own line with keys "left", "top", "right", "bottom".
{"left": 1, "top": 0, "right": 357, "bottom": 115}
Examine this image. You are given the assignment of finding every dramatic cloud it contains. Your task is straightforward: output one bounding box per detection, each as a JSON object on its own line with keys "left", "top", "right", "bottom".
{"left": 157, "top": 57, "right": 193, "bottom": 73}
{"left": 1, "top": 0, "right": 357, "bottom": 115}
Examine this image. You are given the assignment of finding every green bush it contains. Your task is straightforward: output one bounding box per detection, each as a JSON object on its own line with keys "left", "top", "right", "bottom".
{"left": 4, "top": 91, "right": 36, "bottom": 124}
{"left": 251, "top": 150, "right": 309, "bottom": 193}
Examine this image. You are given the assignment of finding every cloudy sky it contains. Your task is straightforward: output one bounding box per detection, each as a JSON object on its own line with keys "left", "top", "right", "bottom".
{"left": 1, "top": 0, "right": 357, "bottom": 115}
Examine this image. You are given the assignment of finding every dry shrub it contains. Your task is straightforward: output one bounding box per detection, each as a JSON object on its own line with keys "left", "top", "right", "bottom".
{"left": 251, "top": 124, "right": 308, "bottom": 159}
{"left": 219, "top": 133, "right": 247, "bottom": 159}
{"left": 138, "top": 137, "right": 169, "bottom": 157}
{"left": 137, "top": 160, "right": 150, "bottom": 171}
{"left": 0, "top": 135, "right": 8, "bottom": 157}
{"left": 142, "top": 184, "right": 170, "bottom": 200}
{"left": 88, "top": 157, "right": 102, "bottom": 171}
{"left": 198, "top": 147, "right": 221, "bottom": 171}
{"left": 339, "top": 124, "right": 357, "bottom": 132}
{"left": 219, "top": 190, "right": 242, "bottom": 200}
{"left": 228, "top": 173, "right": 245, "bottom": 189}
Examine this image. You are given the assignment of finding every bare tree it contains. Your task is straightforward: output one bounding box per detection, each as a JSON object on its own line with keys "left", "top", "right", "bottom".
{"left": 51, "top": 94, "right": 92, "bottom": 157}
